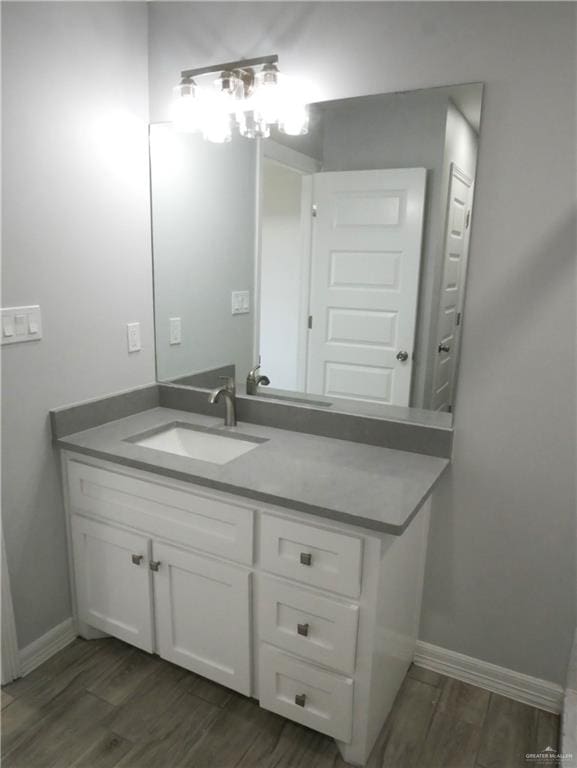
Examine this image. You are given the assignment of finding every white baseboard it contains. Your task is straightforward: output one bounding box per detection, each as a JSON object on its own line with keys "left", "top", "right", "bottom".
{"left": 19, "top": 618, "right": 77, "bottom": 677}
{"left": 414, "top": 640, "right": 563, "bottom": 714}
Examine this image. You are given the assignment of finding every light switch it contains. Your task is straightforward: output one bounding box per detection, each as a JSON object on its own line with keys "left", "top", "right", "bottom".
{"left": 169, "top": 317, "right": 182, "bottom": 345}
{"left": 1, "top": 306, "right": 42, "bottom": 345}
{"left": 231, "top": 291, "right": 250, "bottom": 315}
{"left": 14, "top": 315, "right": 27, "bottom": 335}
{"left": 126, "top": 322, "right": 142, "bottom": 353}
{"left": 3, "top": 316, "right": 14, "bottom": 338}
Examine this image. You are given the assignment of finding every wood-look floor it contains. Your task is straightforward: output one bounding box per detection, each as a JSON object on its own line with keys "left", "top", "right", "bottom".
{"left": 1, "top": 638, "right": 559, "bottom": 768}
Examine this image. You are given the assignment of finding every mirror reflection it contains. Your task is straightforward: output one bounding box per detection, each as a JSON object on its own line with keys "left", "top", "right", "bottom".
{"left": 150, "top": 82, "right": 483, "bottom": 420}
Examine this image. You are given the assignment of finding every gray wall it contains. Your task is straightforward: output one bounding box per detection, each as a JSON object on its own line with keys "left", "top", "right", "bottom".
{"left": 149, "top": 1, "right": 577, "bottom": 686}
{"left": 1, "top": 2, "right": 154, "bottom": 647}
{"left": 150, "top": 126, "right": 256, "bottom": 382}
{"left": 2, "top": 1, "right": 575, "bottom": 690}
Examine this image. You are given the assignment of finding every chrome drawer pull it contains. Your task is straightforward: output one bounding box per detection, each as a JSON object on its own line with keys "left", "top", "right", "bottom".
{"left": 131, "top": 554, "right": 144, "bottom": 566}
{"left": 297, "top": 622, "right": 309, "bottom": 637}
{"left": 149, "top": 560, "right": 161, "bottom": 572}
{"left": 299, "top": 552, "right": 312, "bottom": 566}
{"left": 294, "top": 693, "right": 306, "bottom": 707}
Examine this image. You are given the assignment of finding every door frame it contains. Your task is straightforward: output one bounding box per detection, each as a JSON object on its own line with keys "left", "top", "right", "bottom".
{"left": 253, "top": 140, "right": 320, "bottom": 389}
{"left": 2, "top": 529, "right": 21, "bottom": 683}
{"left": 429, "top": 161, "right": 474, "bottom": 411}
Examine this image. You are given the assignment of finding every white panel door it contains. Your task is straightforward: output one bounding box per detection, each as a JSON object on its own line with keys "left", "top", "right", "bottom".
{"left": 431, "top": 164, "right": 474, "bottom": 411}
{"left": 71, "top": 516, "right": 154, "bottom": 651}
{"left": 306, "top": 169, "right": 426, "bottom": 406}
{"left": 152, "top": 542, "right": 252, "bottom": 696}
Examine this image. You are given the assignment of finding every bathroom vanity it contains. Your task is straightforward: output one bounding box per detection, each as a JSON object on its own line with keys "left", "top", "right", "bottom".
{"left": 54, "top": 404, "right": 448, "bottom": 766}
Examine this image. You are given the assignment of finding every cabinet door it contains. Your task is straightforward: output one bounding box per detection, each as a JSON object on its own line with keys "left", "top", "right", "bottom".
{"left": 153, "top": 542, "right": 251, "bottom": 696}
{"left": 71, "top": 515, "right": 154, "bottom": 652}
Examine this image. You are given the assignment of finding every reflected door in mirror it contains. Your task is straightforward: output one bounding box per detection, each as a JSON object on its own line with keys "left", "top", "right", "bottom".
{"left": 306, "top": 169, "right": 426, "bottom": 407}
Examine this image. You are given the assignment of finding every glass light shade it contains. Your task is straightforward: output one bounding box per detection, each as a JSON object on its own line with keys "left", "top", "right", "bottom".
{"left": 171, "top": 81, "right": 200, "bottom": 133}
{"left": 253, "top": 65, "right": 282, "bottom": 125}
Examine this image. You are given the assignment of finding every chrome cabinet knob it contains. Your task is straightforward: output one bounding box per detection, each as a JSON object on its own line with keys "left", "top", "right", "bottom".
{"left": 131, "top": 554, "right": 144, "bottom": 566}
{"left": 295, "top": 693, "right": 306, "bottom": 707}
{"left": 438, "top": 344, "right": 451, "bottom": 353}
{"left": 396, "top": 350, "right": 409, "bottom": 362}
{"left": 149, "top": 560, "right": 161, "bottom": 572}
{"left": 297, "top": 623, "right": 309, "bottom": 637}
{"left": 300, "top": 552, "right": 312, "bottom": 566}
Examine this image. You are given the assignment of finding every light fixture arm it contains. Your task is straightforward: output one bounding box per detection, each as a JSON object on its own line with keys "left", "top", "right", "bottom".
{"left": 180, "top": 54, "right": 279, "bottom": 81}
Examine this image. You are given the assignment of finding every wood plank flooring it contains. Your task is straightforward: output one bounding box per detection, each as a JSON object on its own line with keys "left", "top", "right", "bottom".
{"left": 1, "top": 638, "right": 560, "bottom": 768}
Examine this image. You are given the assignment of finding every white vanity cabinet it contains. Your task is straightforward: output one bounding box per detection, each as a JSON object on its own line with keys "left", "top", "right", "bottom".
{"left": 62, "top": 451, "right": 431, "bottom": 766}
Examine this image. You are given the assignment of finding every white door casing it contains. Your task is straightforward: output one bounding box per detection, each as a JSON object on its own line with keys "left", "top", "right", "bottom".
{"left": 431, "top": 163, "right": 474, "bottom": 411}
{"left": 153, "top": 541, "right": 252, "bottom": 696}
{"left": 71, "top": 516, "right": 154, "bottom": 652}
{"left": 306, "top": 169, "right": 426, "bottom": 407}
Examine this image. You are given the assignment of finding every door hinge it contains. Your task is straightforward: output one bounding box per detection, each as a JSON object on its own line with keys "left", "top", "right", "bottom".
{"left": 308, "top": 315, "right": 313, "bottom": 329}
{"left": 465, "top": 210, "right": 471, "bottom": 229}
{"left": 312, "top": 205, "right": 317, "bottom": 218}
{"left": 456, "top": 311, "right": 462, "bottom": 326}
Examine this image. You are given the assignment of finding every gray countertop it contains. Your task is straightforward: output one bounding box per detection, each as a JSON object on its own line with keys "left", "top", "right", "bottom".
{"left": 56, "top": 407, "right": 449, "bottom": 535}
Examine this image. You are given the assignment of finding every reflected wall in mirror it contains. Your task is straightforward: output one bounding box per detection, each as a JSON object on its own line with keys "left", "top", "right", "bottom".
{"left": 150, "top": 82, "right": 483, "bottom": 421}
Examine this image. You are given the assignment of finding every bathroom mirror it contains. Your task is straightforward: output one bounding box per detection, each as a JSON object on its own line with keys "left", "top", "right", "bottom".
{"left": 150, "top": 82, "right": 483, "bottom": 422}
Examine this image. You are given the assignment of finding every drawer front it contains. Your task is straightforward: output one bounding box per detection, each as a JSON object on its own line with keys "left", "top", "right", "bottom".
{"left": 259, "top": 645, "right": 353, "bottom": 742}
{"left": 259, "top": 577, "right": 359, "bottom": 675}
{"left": 260, "top": 515, "right": 363, "bottom": 598}
{"left": 68, "top": 460, "right": 253, "bottom": 565}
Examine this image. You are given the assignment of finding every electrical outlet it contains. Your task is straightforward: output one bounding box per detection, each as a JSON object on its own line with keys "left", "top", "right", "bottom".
{"left": 169, "top": 317, "right": 182, "bottom": 345}
{"left": 126, "top": 322, "right": 141, "bottom": 353}
{"left": 231, "top": 291, "right": 250, "bottom": 315}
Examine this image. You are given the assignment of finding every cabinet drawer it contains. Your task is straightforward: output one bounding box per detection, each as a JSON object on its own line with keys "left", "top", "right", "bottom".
{"left": 259, "top": 577, "right": 359, "bottom": 675}
{"left": 259, "top": 645, "right": 353, "bottom": 742}
{"left": 68, "top": 460, "right": 253, "bottom": 565}
{"left": 260, "top": 515, "right": 362, "bottom": 597}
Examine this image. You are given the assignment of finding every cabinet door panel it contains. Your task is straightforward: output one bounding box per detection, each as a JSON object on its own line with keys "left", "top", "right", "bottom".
{"left": 153, "top": 542, "right": 251, "bottom": 696}
{"left": 71, "top": 515, "right": 154, "bottom": 651}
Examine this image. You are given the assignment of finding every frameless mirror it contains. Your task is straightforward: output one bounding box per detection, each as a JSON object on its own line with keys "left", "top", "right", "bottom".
{"left": 150, "top": 82, "right": 483, "bottom": 424}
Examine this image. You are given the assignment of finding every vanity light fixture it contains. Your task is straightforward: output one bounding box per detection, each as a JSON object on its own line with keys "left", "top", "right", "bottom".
{"left": 171, "top": 55, "right": 310, "bottom": 143}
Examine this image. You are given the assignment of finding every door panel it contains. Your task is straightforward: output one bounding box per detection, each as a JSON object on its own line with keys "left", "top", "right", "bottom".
{"left": 431, "top": 164, "right": 473, "bottom": 411}
{"left": 307, "top": 169, "right": 426, "bottom": 407}
{"left": 71, "top": 516, "right": 154, "bottom": 651}
{"left": 153, "top": 542, "right": 251, "bottom": 696}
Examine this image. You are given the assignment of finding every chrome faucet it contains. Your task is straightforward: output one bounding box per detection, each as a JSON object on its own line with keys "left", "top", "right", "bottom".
{"left": 246, "top": 365, "right": 270, "bottom": 396}
{"left": 209, "top": 376, "right": 237, "bottom": 427}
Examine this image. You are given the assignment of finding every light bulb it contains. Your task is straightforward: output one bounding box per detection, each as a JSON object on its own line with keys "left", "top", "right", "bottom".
{"left": 200, "top": 89, "right": 232, "bottom": 143}
{"left": 279, "top": 103, "right": 309, "bottom": 136}
{"left": 171, "top": 78, "right": 200, "bottom": 133}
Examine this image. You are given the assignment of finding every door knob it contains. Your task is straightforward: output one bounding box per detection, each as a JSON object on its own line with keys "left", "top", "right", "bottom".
{"left": 131, "top": 554, "right": 144, "bottom": 566}
{"left": 438, "top": 344, "right": 451, "bottom": 353}
{"left": 396, "top": 350, "right": 409, "bottom": 362}
{"left": 149, "top": 560, "right": 161, "bottom": 572}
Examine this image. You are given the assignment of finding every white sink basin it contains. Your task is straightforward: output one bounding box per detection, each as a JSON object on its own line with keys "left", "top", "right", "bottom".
{"left": 132, "top": 425, "right": 263, "bottom": 465}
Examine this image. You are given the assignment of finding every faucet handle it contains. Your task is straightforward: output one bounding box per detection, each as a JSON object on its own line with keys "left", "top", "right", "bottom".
{"left": 218, "top": 375, "right": 235, "bottom": 392}
{"left": 247, "top": 365, "right": 260, "bottom": 380}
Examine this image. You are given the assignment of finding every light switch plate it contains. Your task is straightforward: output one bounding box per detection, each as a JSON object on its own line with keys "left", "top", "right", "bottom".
{"left": 126, "top": 322, "right": 142, "bottom": 353}
{"left": 1, "top": 306, "right": 42, "bottom": 345}
{"left": 232, "top": 291, "right": 250, "bottom": 315}
{"left": 169, "top": 317, "right": 182, "bottom": 345}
